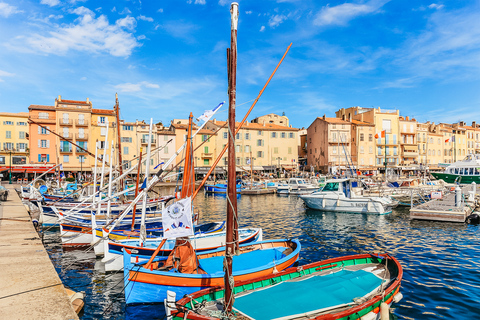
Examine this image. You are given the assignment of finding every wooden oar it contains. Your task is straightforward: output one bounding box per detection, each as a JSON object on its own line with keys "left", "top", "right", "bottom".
{"left": 144, "top": 238, "right": 167, "bottom": 269}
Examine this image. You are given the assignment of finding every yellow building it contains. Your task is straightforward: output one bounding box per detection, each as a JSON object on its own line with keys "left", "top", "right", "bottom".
{"left": 206, "top": 119, "right": 299, "bottom": 172}
{"left": 90, "top": 108, "right": 117, "bottom": 173}
{"left": 0, "top": 112, "right": 29, "bottom": 179}
{"left": 399, "top": 116, "right": 418, "bottom": 165}
{"left": 351, "top": 120, "right": 376, "bottom": 170}
{"left": 337, "top": 107, "right": 401, "bottom": 168}
{"left": 427, "top": 132, "right": 443, "bottom": 167}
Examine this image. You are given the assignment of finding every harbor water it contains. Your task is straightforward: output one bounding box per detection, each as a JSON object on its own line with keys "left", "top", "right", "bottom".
{"left": 43, "top": 193, "right": 480, "bottom": 319}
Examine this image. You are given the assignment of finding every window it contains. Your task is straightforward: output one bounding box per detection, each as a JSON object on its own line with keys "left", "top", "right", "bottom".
{"left": 258, "top": 130, "right": 263, "bottom": 135}
{"left": 360, "top": 146, "right": 364, "bottom": 154}
{"left": 63, "top": 127, "right": 69, "bottom": 138}
{"left": 79, "top": 155, "right": 86, "bottom": 163}
{"left": 123, "top": 125, "right": 133, "bottom": 131}
{"left": 204, "top": 146, "right": 209, "bottom": 153}
{"left": 12, "top": 156, "right": 26, "bottom": 164}
{"left": 257, "top": 151, "right": 264, "bottom": 158}
{"left": 245, "top": 133, "right": 250, "bottom": 140}
{"left": 281, "top": 132, "right": 286, "bottom": 138}
{"left": 223, "top": 132, "right": 228, "bottom": 139}
{"left": 360, "top": 133, "right": 364, "bottom": 141}
{"left": 17, "top": 122, "right": 27, "bottom": 126}
{"left": 63, "top": 155, "right": 69, "bottom": 163}
{"left": 19, "top": 131, "right": 25, "bottom": 139}
{"left": 369, "top": 146, "right": 373, "bottom": 154}
{"left": 40, "top": 139, "right": 48, "bottom": 148}
{"left": 332, "top": 132, "right": 337, "bottom": 142}
{"left": 3, "top": 142, "right": 13, "bottom": 150}
{"left": 382, "top": 119, "right": 391, "bottom": 133}
{"left": 288, "top": 147, "right": 292, "bottom": 154}
{"left": 274, "top": 147, "right": 278, "bottom": 154}
{"left": 332, "top": 146, "right": 337, "bottom": 154}
{"left": 3, "top": 121, "right": 13, "bottom": 125}
{"left": 0, "top": 156, "right": 4, "bottom": 164}
{"left": 78, "top": 114, "right": 85, "bottom": 125}
{"left": 16, "top": 143, "right": 27, "bottom": 151}
{"left": 257, "top": 139, "right": 264, "bottom": 147}
{"left": 151, "top": 159, "right": 154, "bottom": 165}
{"left": 378, "top": 147, "right": 382, "bottom": 155}
{"left": 271, "top": 132, "right": 277, "bottom": 138}
{"left": 39, "top": 112, "right": 49, "bottom": 119}
{"left": 39, "top": 154, "right": 49, "bottom": 162}
{"left": 204, "top": 159, "right": 210, "bottom": 165}
{"left": 236, "top": 157, "right": 241, "bottom": 165}
{"left": 394, "top": 147, "right": 397, "bottom": 155}
{"left": 101, "top": 127, "right": 107, "bottom": 136}
{"left": 121, "top": 137, "right": 132, "bottom": 143}
{"left": 62, "top": 113, "right": 69, "bottom": 124}
{"left": 245, "top": 145, "right": 250, "bottom": 153}
{"left": 164, "top": 135, "right": 169, "bottom": 141}
{"left": 6, "top": 131, "right": 11, "bottom": 139}
{"left": 369, "top": 134, "right": 373, "bottom": 142}
{"left": 122, "top": 160, "right": 130, "bottom": 169}
{"left": 99, "top": 116, "right": 106, "bottom": 124}
{"left": 289, "top": 132, "right": 294, "bottom": 139}
{"left": 40, "top": 127, "right": 48, "bottom": 134}
{"left": 76, "top": 141, "right": 87, "bottom": 152}
{"left": 124, "top": 147, "right": 129, "bottom": 155}
{"left": 202, "top": 135, "right": 208, "bottom": 142}
{"left": 236, "top": 133, "right": 241, "bottom": 140}
{"left": 164, "top": 146, "right": 168, "bottom": 154}
{"left": 235, "top": 145, "right": 241, "bottom": 153}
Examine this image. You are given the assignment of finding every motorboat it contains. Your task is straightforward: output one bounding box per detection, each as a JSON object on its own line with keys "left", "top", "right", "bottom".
{"left": 431, "top": 154, "right": 480, "bottom": 184}
{"left": 276, "top": 178, "right": 318, "bottom": 195}
{"left": 299, "top": 178, "right": 397, "bottom": 214}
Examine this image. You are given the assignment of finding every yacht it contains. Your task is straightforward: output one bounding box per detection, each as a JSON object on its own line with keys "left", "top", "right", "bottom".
{"left": 299, "top": 178, "right": 397, "bottom": 214}
{"left": 431, "top": 154, "right": 480, "bottom": 184}
{"left": 276, "top": 178, "right": 319, "bottom": 195}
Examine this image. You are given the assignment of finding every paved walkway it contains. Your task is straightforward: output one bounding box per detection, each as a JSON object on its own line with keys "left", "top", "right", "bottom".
{"left": 0, "top": 184, "right": 78, "bottom": 320}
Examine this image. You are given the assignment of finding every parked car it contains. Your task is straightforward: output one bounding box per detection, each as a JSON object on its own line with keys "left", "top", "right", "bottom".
{"left": 0, "top": 186, "right": 8, "bottom": 201}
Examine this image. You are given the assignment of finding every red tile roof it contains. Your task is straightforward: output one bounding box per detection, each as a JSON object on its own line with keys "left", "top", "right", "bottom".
{"left": 60, "top": 99, "right": 90, "bottom": 105}
{"left": 91, "top": 109, "right": 115, "bottom": 115}
{"left": 28, "top": 105, "right": 55, "bottom": 110}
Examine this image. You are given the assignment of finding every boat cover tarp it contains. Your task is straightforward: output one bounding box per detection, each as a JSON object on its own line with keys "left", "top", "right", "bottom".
{"left": 234, "top": 269, "right": 382, "bottom": 320}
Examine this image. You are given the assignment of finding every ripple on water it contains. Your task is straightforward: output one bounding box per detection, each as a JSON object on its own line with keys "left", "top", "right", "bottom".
{"left": 43, "top": 193, "right": 480, "bottom": 319}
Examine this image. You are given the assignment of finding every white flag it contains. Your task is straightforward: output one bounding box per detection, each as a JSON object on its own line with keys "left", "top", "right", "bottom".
{"left": 198, "top": 101, "right": 225, "bottom": 122}
{"left": 162, "top": 197, "right": 194, "bottom": 239}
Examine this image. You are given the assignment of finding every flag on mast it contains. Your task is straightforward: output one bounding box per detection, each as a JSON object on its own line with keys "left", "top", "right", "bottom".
{"left": 375, "top": 130, "right": 386, "bottom": 139}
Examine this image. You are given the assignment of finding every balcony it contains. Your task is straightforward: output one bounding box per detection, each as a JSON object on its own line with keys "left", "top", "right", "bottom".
{"left": 61, "top": 133, "right": 73, "bottom": 140}
{"left": 201, "top": 152, "right": 213, "bottom": 158}
{"left": 60, "top": 119, "right": 73, "bottom": 126}
{"left": 141, "top": 138, "right": 157, "bottom": 144}
{"left": 29, "top": 115, "right": 55, "bottom": 124}
{"left": 75, "top": 119, "right": 89, "bottom": 127}
{"left": 92, "top": 121, "right": 116, "bottom": 127}
{"left": 75, "top": 133, "right": 88, "bottom": 140}
{"left": 76, "top": 148, "right": 88, "bottom": 153}
{"left": 403, "top": 151, "right": 418, "bottom": 157}
{"left": 59, "top": 147, "right": 72, "bottom": 153}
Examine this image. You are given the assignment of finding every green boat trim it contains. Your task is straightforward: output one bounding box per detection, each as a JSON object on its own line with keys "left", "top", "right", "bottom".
{"left": 430, "top": 172, "right": 480, "bottom": 184}
{"left": 173, "top": 253, "right": 403, "bottom": 320}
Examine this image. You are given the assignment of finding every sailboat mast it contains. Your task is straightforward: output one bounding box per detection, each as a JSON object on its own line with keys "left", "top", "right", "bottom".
{"left": 114, "top": 94, "right": 124, "bottom": 195}
{"left": 224, "top": 2, "right": 238, "bottom": 314}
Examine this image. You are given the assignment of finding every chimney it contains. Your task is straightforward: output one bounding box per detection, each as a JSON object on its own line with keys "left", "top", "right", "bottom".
{"left": 460, "top": 121, "right": 465, "bottom": 126}
{"left": 473, "top": 121, "right": 477, "bottom": 128}
{"left": 323, "top": 114, "right": 326, "bottom": 120}
{"left": 213, "top": 118, "right": 216, "bottom": 124}
{"left": 262, "top": 120, "right": 265, "bottom": 126}
{"left": 86, "top": 97, "right": 90, "bottom": 103}
{"left": 58, "top": 95, "right": 61, "bottom": 101}
{"left": 348, "top": 113, "right": 352, "bottom": 122}
{"left": 342, "top": 115, "right": 345, "bottom": 120}
{"left": 406, "top": 116, "right": 409, "bottom": 121}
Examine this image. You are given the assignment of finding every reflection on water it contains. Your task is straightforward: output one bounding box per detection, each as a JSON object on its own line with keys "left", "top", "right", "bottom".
{"left": 43, "top": 193, "right": 480, "bottom": 319}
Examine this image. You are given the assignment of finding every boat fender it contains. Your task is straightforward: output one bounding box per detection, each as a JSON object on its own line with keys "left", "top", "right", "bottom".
{"left": 360, "top": 311, "right": 377, "bottom": 320}
{"left": 393, "top": 292, "right": 403, "bottom": 303}
{"left": 322, "top": 198, "right": 325, "bottom": 208}
{"left": 466, "top": 213, "right": 480, "bottom": 225}
{"left": 164, "top": 290, "right": 177, "bottom": 320}
{"left": 380, "top": 302, "right": 389, "bottom": 320}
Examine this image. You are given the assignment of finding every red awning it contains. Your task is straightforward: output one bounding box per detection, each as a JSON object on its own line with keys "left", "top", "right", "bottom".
{"left": 0, "top": 165, "right": 56, "bottom": 173}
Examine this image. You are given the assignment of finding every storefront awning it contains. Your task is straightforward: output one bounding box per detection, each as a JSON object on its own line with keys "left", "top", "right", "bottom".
{"left": 0, "top": 165, "right": 56, "bottom": 173}
{"left": 194, "top": 167, "right": 225, "bottom": 174}
{"left": 242, "top": 166, "right": 264, "bottom": 171}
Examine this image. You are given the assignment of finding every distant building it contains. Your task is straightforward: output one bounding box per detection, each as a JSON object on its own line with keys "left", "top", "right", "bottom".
{"left": 251, "top": 113, "right": 289, "bottom": 127}
{"left": 0, "top": 112, "right": 30, "bottom": 179}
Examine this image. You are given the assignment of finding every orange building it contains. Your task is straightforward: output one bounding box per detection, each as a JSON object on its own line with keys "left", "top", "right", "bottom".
{"left": 28, "top": 105, "right": 57, "bottom": 165}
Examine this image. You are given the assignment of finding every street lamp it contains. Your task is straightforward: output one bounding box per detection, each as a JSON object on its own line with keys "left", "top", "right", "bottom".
{"left": 9, "top": 151, "right": 13, "bottom": 184}
{"left": 79, "top": 155, "right": 85, "bottom": 183}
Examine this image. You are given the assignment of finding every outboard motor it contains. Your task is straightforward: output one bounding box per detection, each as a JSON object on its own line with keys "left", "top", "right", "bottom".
{"left": 466, "top": 213, "right": 480, "bottom": 225}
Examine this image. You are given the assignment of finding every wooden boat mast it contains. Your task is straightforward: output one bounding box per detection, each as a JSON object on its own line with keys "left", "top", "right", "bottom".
{"left": 114, "top": 93, "right": 124, "bottom": 195}
{"left": 224, "top": 2, "right": 238, "bottom": 314}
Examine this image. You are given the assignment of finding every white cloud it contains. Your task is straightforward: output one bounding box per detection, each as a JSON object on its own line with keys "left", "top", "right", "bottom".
{"left": 25, "top": 8, "right": 140, "bottom": 57}
{"left": 218, "top": 0, "right": 229, "bottom": 6}
{"left": 80, "top": 76, "right": 87, "bottom": 80}
{"left": 314, "top": 0, "right": 390, "bottom": 27}
{"left": 119, "top": 7, "right": 131, "bottom": 15}
{"left": 428, "top": 3, "right": 444, "bottom": 10}
{"left": 0, "top": 2, "right": 23, "bottom": 17}
{"left": 269, "top": 14, "right": 287, "bottom": 28}
{"left": 111, "top": 6, "right": 116, "bottom": 12}
{"left": 187, "top": 0, "right": 206, "bottom": 4}
{"left": 245, "top": 10, "right": 252, "bottom": 14}
{"left": 137, "top": 15, "right": 154, "bottom": 22}
{"left": 160, "top": 21, "right": 199, "bottom": 42}
{"left": 137, "top": 35, "right": 146, "bottom": 40}
{"left": 259, "top": 25, "right": 265, "bottom": 32}
{"left": 158, "top": 8, "right": 164, "bottom": 13}
{"left": 70, "top": 0, "right": 87, "bottom": 4}
{"left": 0, "top": 70, "right": 14, "bottom": 82}
{"left": 40, "top": 0, "right": 60, "bottom": 7}
{"left": 115, "top": 81, "right": 160, "bottom": 92}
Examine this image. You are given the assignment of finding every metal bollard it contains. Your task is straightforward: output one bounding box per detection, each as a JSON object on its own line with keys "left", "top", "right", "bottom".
{"left": 472, "top": 182, "right": 477, "bottom": 195}
{"left": 455, "top": 186, "right": 462, "bottom": 207}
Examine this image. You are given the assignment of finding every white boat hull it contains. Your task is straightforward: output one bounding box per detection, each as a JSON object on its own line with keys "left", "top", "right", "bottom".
{"left": 300, "top": 195, "right": 392, "bottom": 215}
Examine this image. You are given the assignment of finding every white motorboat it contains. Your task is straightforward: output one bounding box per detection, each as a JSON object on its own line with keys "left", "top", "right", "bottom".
{"left": 276, "top": 178, "right": 319, "bottom": 194}
{"left": 299, "top": 178, "right": 397, "bottom": 214}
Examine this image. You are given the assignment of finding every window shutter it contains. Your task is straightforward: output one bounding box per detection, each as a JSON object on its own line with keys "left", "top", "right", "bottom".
{"left": 46, "top": 126, "right": 50, "bottom": 134}
{"left": 47, "top": 140, "right": 50, "bottom": 148}
{"left": 47, "top": 154, "right": 50, "bottom": 162}
{"left": 38, "top": 126, "right": 41, "bottom": 134}
{"left": 38, "top": 154, "right": 41, "bottom": 162}
{"left": 38, "top": 140, "right": 41, "bottom": 148}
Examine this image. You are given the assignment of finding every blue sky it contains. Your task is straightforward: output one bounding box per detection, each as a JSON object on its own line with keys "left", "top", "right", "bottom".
{"left": 1, "top": 0, "right": 480, "bottom": 129}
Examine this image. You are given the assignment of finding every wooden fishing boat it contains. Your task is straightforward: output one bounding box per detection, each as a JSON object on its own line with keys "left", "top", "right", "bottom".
{"left": 123, "top": 238, "right": 300, "bottom": 305}
{"left": 102, "top": 226, "right": 261, "bottom": 272}
{"left": 204, "top": 183, "right": 243, "bottom": 193}
{"left": 170, "top": 253, "right": 403, "bottom": 320}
